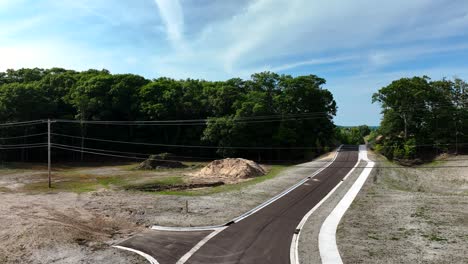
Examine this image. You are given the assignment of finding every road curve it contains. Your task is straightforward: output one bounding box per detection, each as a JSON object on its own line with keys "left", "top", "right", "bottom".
{"left": 117, "top": 146, "right": 359, "bottom": 264}
{"left": 186, "top": 146, "right": 358, "bottom": 264}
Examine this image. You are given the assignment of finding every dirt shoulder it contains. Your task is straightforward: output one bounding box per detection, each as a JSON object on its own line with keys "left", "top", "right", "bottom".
{"left": 0, "top": 152, "right": 336, "bottom": 263}
{"left": 337, "top": 152, "right": 468, "bottom": 264}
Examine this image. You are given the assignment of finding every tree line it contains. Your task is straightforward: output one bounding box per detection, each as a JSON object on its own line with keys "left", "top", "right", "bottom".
{"left": 335, "top": 125, "right": 372, "bottom": 145}
{"left": 371, "top": 76, "right": 467, "bottom": 161}
{"left": 0, "top": 68, "right": 338, "bottom": 162}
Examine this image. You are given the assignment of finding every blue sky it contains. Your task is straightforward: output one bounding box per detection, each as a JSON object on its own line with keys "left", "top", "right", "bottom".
{"left": 1, "top": 0, "right": 468, "bottom": 126}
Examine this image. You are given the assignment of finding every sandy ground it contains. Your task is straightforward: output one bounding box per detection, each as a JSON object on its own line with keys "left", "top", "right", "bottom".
{"left": 337, "top": 152, "right": 468, "bottom": 264}
{"left": 0, "top": 152, "right": 335, "bottom": 263}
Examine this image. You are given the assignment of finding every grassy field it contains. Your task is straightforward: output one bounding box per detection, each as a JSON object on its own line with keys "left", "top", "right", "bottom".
{"left": 0, "top": 161, "right": 288, "bottom": 195}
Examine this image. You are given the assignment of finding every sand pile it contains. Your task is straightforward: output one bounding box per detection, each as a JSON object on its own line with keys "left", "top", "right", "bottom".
{"left": 136, "top": 153, "right": 186, "bottom": 170}
{"left": 194, "top": 158, "right": 266, "bottom": 180}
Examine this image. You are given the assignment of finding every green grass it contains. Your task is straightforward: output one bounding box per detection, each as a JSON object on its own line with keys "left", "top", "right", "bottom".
{"left": 423, "top": 233, "right": 448, "bottom": 242}
{"left": 155, "top": 165, "right": 288, "bottom": 196}
{"left": 0, "top": 162, "right": 47, "bottom": 176}
{"left": 17, "top": 163, "right": 288, "bottom": 195}
{"left": 0, "top": 186, "right": 11, "bottom": 192}
{"left": 24, "top": 180, "right": 98, "bottom": 193}
{"left": 96, "top": 176, "right": 128, "bottom": 187}
{"left": 23, "top": 173, "right": 186, "bottom": 193}
{"left": 122, "top": 176, "right": 185, "bottom": 190}
{"left": 367, "top": 232, "right": 380, "bottom": 240}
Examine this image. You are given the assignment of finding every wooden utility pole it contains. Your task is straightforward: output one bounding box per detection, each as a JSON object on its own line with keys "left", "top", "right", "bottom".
{"left": 48, "top": 119, "right": 51, "bottom": 188}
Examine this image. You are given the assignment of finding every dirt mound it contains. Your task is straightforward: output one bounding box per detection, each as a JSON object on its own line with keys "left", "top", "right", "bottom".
{"left": 194, "top": 158, "right": 266, "bottom": 180}
{"left": 136, "top": 153, "right": 186, "bottom": 170}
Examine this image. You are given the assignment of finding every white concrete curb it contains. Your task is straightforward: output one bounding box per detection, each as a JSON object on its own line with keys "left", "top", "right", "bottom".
{"left": 151, "top": 225, "right": 225, "bottom": 232}
{"left": 318, "top": 145, "right": 375, "bottom": 264}
{"left": 290, "top": 151, "right": 360, "bottom": 264}
{"left": 113, "top": 245, "right": 160, "bottom": 264}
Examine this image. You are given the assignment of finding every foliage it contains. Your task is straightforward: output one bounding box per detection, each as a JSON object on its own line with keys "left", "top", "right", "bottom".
{"left": 335, "top": 125, "right": 372, "bottom": 145}
{"left": 0, "top": 68, "right": 338, "bottom": 161}
{"left": 372, "top": 76, "right": 467, "bottom": 160}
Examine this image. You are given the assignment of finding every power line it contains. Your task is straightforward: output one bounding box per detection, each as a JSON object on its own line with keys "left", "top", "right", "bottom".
{"left": 0, "top": 120, "right": 45, "bottom": 128}
{"left": 51, "top": 143, "right": 372, "bottom": 163}
{"left": 51, "top": 133, "right": 331, "bottom": 150}
{"left": 374, "top": 142, "right": 468, "bottom": 149}
{"left": 0, "top": 143, "right": 48, "bottom": 147}
{"left": 0, "top": 144, "right": 47, "bottom": 150}
{"left": 53, "top": 145, "right": 169, "bottom": 161}
{"left": 0, "top": 132, "right": 48, "bottom": 140}
{"left": 54, "top": 112, "right": 331, "bottom": 124}
{"left": 52, "top": 143, "right": 156, "bottom": 157}
{"left": 50, "top": 146, "right": 468, "bottom": 168}
{"left": 54, "top": 115, "right": 332, "bottom": 126}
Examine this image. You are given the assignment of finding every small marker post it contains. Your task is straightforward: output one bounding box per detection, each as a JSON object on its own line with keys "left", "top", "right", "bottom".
{"left": 47, "top": 119, "right": 51, "bottom": 188}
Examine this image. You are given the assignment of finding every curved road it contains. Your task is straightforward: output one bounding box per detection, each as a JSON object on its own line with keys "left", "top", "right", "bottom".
{"left": 118, "top": 146, "right": 359, "bottom": 264}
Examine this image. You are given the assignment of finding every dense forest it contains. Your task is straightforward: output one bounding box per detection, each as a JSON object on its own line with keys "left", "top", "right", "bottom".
{"left": 0, "top": 68, "right": 338, "bottom": 162}
{"left": 370, "top": 76, "right": 467, "bottom": 161}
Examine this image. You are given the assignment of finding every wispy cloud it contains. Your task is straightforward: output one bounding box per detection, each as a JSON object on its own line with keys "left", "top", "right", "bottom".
{"left": 1, "top": 0, "right": 468, "bottom": 124}
{"left": 147, "top": 0, "right": 468, "bottom": 79}
{"left": 269, "top": 55, "right": 360, "bottom": 72}
{"left": 153, "top": 0, "right": 185, "bottom": 50}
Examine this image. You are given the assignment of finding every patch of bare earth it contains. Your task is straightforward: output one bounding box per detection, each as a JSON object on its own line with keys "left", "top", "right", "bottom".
{"left": 0, "top": 192, "right": 147, "bottom": 264}
{"left": 0, "top": 151, "right": 336, "bottom": 263}
{"left": 337, "top": 152, "right": 468, "bottom": 264}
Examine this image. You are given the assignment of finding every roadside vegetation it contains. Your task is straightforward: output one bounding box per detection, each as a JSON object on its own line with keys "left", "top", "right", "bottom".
{"left": 0, "top": 68, "right": 337, "bottom": 162}
{"left": 370, "top": 76, "right": 467, "bottom": 162}
{"left": 335, "top": 125, "right": 372, "bottom": 145}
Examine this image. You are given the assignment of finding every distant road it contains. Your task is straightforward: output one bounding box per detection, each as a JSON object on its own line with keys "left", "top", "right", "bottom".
{"left": 118, "top": 146, "right": 359, "bottom": 264}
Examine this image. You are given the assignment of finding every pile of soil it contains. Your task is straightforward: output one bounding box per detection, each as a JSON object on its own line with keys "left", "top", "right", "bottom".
{"left": 136, "top": 153, "right": 186, "bottom": 170}
{"left": 194, "top": 158, "right": 266, "bottom": 180}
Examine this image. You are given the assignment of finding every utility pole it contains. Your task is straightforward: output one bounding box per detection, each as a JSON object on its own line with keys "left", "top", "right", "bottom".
{"left": 48, "top": 119, "right": 51, "bottom": 188}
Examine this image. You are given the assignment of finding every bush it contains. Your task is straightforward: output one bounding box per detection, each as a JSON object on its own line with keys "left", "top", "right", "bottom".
{"left": 393, "top": 146, "right": 405, "bottom": 160}
{"left": 403, "top": 138, "right": 416, "bottom": 159}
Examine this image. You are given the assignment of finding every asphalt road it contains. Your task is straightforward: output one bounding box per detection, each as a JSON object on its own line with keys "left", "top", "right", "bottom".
{"left": 185, "top": 146, "right": 358, "bottom": 264}
{"left": 117, "top": 146, "right": 359, "bottom": 264}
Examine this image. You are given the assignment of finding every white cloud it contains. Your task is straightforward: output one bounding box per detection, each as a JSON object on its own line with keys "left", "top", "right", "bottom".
{"left": 147, "top": 0, "right": 468, "bottom": 79}
{"left": 153, "top": 0, "right": 185, "bottom": 50}
{"left": 269, "top": 55, "right": 359, "bottom": 72}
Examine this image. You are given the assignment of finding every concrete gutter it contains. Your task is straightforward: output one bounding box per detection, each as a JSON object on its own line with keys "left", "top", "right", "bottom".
{"left": 318, "top": 145, "right": 375, "bottom": 264}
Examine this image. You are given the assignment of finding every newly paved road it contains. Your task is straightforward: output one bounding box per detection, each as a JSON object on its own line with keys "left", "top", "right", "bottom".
{"left": 118, "top": 146, "right": 359, "bottom": 264}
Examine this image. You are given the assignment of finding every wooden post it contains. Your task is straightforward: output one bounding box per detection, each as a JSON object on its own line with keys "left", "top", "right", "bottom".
{"left": 48, "top": 119, "right": 51, "bottom": 188}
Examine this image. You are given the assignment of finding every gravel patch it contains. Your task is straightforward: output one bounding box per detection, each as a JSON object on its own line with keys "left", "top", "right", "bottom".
{"left": 337, "top": 153, "right": 468, "bottom": 264}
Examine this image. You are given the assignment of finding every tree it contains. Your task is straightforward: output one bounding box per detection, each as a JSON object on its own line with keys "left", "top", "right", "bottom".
{"left": 372, "top": 76, "right": 431, "bottom": 140}
{"left": 0, "top": 68, "right": 340, "bottom": 162}
{"left": 372, "top": 76, "right": 467, "bottom": 160}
